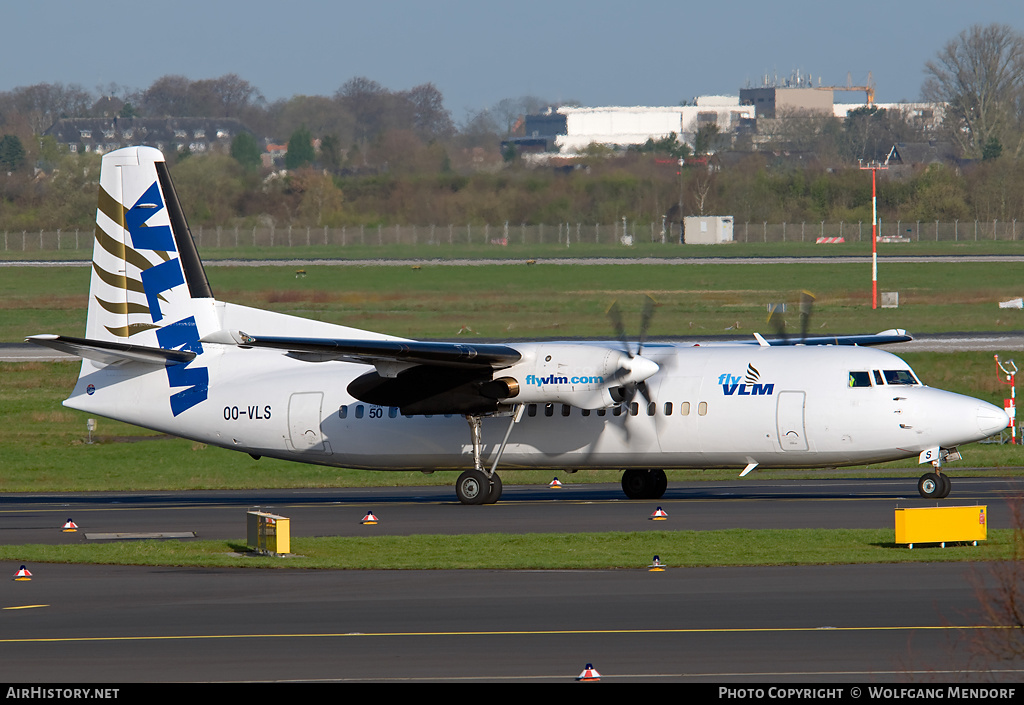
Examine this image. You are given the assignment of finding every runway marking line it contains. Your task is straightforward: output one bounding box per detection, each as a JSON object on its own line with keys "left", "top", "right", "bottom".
{"left": 0, "top": 623, "right": 1011, "bottom": 644}
{"left": 3, "top": 605, "right": 48, "bottom": 611}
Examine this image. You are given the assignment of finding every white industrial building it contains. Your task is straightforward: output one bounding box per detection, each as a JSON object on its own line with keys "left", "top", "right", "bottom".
{"left": 833, "top": 102, "right": 944, "bottom": 132}
{"left": 553, "top": 98, "right": 755, "bottom": 154}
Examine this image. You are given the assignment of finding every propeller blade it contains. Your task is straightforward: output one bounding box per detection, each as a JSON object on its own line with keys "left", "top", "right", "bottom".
{"left": 767, "top": 303, "right": 787, "bottom": 342}
{"left": 637, "top": 295, "right": 655, "bottom": 356}
{"left": 606, "top": 300, "right": 632, "bottom": 357}
{"left": 799, "top": 291, "right": 815, "bottom": 342}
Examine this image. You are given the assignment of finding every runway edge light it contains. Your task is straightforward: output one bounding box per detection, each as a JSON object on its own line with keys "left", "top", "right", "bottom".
{"left": 361, "top": 511, "right": 379, "bottom": 525}
{"left": 576, "top": 663, "right": 601, "bottom": 682}
{"left": 62, "top": 519, "right": 78, "bottom": 532}
{"left": 650, "top": 507, "right": 668, "bottom": 520}
{"left": 14, "top": 566, "right": 32, "bottom": 581}
{"left": 648, "top": 555, "right": 666, "bottom": 571}
{"left": 549, "top": 478, "right": 563, "bottom": 488}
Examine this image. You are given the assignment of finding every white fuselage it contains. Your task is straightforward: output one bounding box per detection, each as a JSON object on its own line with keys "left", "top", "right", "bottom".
{"left": 64, "top": 329, "right": 1008, "bottom": 474}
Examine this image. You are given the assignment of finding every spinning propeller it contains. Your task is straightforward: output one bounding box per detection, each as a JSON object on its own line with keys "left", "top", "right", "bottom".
{"left": 767, "top": 290, "right": 815, "bottom": 344}
{"left": 606, "top": 295, "right": 659, "bottom": 404}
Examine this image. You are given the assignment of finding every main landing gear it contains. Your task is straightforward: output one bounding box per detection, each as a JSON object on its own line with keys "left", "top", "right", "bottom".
{"left": 621, "top": 469, "right": 668, "bottom": 500}
{"left": 456, "top": 407, "right": 522, "bottom": 505}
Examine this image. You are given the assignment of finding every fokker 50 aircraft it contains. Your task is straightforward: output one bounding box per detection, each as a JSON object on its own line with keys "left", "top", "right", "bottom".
{"left": 29, "top": 147, "right": 1009, "bottom": 504}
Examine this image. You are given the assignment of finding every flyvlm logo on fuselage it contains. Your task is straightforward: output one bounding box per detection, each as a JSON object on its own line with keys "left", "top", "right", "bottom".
{"left": 525, "top": 374, "right": 604, "bottom": 386}
{"left": 719, "top": 363, "right": 774, "bottom": 396}
{"left": 127, "top": 181, "right": 208, "bottom": 417}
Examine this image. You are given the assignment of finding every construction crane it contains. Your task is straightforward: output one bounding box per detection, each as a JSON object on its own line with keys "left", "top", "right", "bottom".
{"left": 816, "top": 71, "right": 875, "bottom": 106}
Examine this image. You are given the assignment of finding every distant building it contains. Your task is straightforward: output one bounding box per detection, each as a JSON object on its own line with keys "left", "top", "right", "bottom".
{"left": 45, "top": 117, "right": 252, "bottom": 156}
{"left": 885, "top": 141, "right": 961, "bottom": 171}
{"left": 501, "top": 110, "right": 568, "bottom": 155}
{"left": 833, "top": 102, "right": 944, "bottom": 133}
{"left": 739, "top": 87, "right": 833, "bottom": 118}
{"left": 552, "top": 102, "right": 755, "bottom": 154}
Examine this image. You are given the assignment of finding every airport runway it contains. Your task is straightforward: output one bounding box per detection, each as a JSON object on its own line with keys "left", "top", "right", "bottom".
{"left": 2, "top": 478, "right": 1023, "bottom": 683}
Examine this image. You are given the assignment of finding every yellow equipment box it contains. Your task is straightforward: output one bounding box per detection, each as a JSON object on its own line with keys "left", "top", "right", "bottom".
{"left": 247, "top": 511, "right": 291, "bottom": 555}
{"left": 894, "top": 505, "right": 987, "bottom": 548}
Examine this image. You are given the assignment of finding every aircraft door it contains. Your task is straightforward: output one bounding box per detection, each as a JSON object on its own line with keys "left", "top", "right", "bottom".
{"left": 287, "top": 392, "right": 332, "bottom": 454}
{"left": 776, "top": 391, "right": 808, "bottom": 451}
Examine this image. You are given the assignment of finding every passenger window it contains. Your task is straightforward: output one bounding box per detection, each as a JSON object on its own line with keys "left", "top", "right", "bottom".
{"left": 613, "top": 405, "right": 624, "bottom": 416}
{"left": 544, "top": 403, "right": 554, "bottom": 417}
{"left": 648, "top": 402, "right": 657, "bottom": 416}
{"left": 582, "top": 408, "right": 591, "bottom": 417}
{"left": 389, "top": 407, "right": 398, "bottom": 418}
{"left": 339, "top": 405, "right": 348, "bottom": 419}
{"left": 527, "top": 404, "right": 537, "bottom": 417}
{"left": 597, "top": 408, "right": 607, "bottom": 417}
{"left": 664, "top": 402, "right": 673, "bottom": 416}
{"left": 355, "top": 405, "right": 365, "bottom": 419}
{"left": 848, "top": 371, "right": 872, "bottom": 388}
{"left": 680, "top": 401, "right": 691, "bottom": 416}
{"left": 561, "top": 404, "right": 571, "bottom": 417}
{"left": 698, "top": 401, "right": 708, "bottom": 416}
{"left": 629, "top": 402, "right": 639, "bottom": 416}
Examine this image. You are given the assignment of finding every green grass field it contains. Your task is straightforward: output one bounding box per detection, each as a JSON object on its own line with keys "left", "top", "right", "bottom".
{"left": 0, "top": 529, "right": 1017, "bottom": 571}
{"left": 6, "top": 236, "right": 1024, "bottom": 262}
{"left": 7, "top": 259, "right": 1024, "bottom": 342}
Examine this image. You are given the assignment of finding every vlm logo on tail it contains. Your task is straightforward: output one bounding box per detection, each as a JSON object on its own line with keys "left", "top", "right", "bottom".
{"left": 126, "top": 183, "right": 209, "bottom": 416}
{"left": 98, "top": 165, "right": 209, "bottom": 417}
{"left": 719, "top": 363, "right": 774, "bottom": 396}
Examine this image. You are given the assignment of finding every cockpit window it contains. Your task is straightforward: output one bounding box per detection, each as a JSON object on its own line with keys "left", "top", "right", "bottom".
{"left": 883, "top": 369, "right": 918, "bottom": 385}
{"left": 848, "top": 371, "right": 872, "bottom": 388}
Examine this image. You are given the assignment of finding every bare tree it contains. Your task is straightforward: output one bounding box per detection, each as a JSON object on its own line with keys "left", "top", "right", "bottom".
{"left": 923, "top": 23, "right": 1024, "bottom": 159}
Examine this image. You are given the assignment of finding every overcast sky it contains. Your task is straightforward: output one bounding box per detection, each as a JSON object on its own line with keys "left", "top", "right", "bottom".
{"left": 5, "top": 1, "right": 1022, "bottom": 120}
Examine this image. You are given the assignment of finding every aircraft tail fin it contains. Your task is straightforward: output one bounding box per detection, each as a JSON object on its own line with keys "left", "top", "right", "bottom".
{"left": 86, "top": 146, "right": 215, "bottom": 347}
{"left": 66, "top": 147, "right": 215, "bottom": 417}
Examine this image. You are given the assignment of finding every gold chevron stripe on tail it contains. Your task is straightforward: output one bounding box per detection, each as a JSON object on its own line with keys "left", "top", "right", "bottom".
{"left": 104, "top": 322, "right": 160, "bottom": 338}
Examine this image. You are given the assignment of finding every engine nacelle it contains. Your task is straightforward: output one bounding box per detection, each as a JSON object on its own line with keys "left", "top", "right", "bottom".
{"left": 491, "top": 343, "right": 658, "bottom": 409}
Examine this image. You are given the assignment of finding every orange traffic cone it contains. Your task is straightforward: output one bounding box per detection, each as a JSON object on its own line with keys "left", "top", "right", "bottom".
{"left": 13, "top": 566, "right": 32, "bottom": 581}
{"left": 361, "top": 512, "right": 379, "bottom": 525}
{"left": 62, "top": 519, "right": 78, "bottom": 532}
{"left": 576, "top": 663, "right": 601, "bottom": 681}
{"left": 649, "top": 507, "right": 668, "bottom": 520}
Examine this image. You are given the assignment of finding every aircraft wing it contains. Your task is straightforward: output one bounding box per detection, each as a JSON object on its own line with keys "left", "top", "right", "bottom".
{"left": 26, "top": 334, "right": 196, "bottom": 366}
{"left": 764, "top": 329, "right": 913, "bottom": 347}
{"left": 238, "top": 333, "right": 522, "bottom": 370}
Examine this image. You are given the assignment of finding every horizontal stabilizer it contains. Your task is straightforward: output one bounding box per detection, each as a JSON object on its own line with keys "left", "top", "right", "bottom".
{"left": 26, "top": 334, "right": 196, "bottom": 366}
{"left": 239, "top": 333, "right": 521, "bottom": 369}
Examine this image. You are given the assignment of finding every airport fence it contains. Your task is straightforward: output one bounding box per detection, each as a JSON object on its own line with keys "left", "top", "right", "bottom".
{"left": 2, "top": 219, "right": 1021, "bottom": 252}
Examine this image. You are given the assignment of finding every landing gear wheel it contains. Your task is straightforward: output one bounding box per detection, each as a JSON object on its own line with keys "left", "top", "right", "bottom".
{"left": 456, "top": 469, "right": 490, "bottom": 505}
{"left": 918, "top": 472, "right": 942, "bottom": 499}
{"left": 937, "top": 473, "right": 952, "bottom": 499}
{"left": 484, "top": 473, "right": 503, "bottom": 504}
{"left": 622, "top": 469, "right": 665, "bottom": 499}
{"left": 621, "top": 469, "right": 651, "bottom": 499}
{"left": 652, "top": 469, "right": 668, "bottom": 499}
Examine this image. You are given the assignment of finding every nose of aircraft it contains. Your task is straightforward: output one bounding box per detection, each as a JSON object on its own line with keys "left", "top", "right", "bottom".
{"left": 977, "top": 402, "right": 1010, "bottom": 437}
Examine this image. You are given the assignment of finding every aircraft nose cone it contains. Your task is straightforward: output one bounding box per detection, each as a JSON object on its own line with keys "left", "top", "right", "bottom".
{"left": 977, "top": 403, "right": 1010, "bottom": 437}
